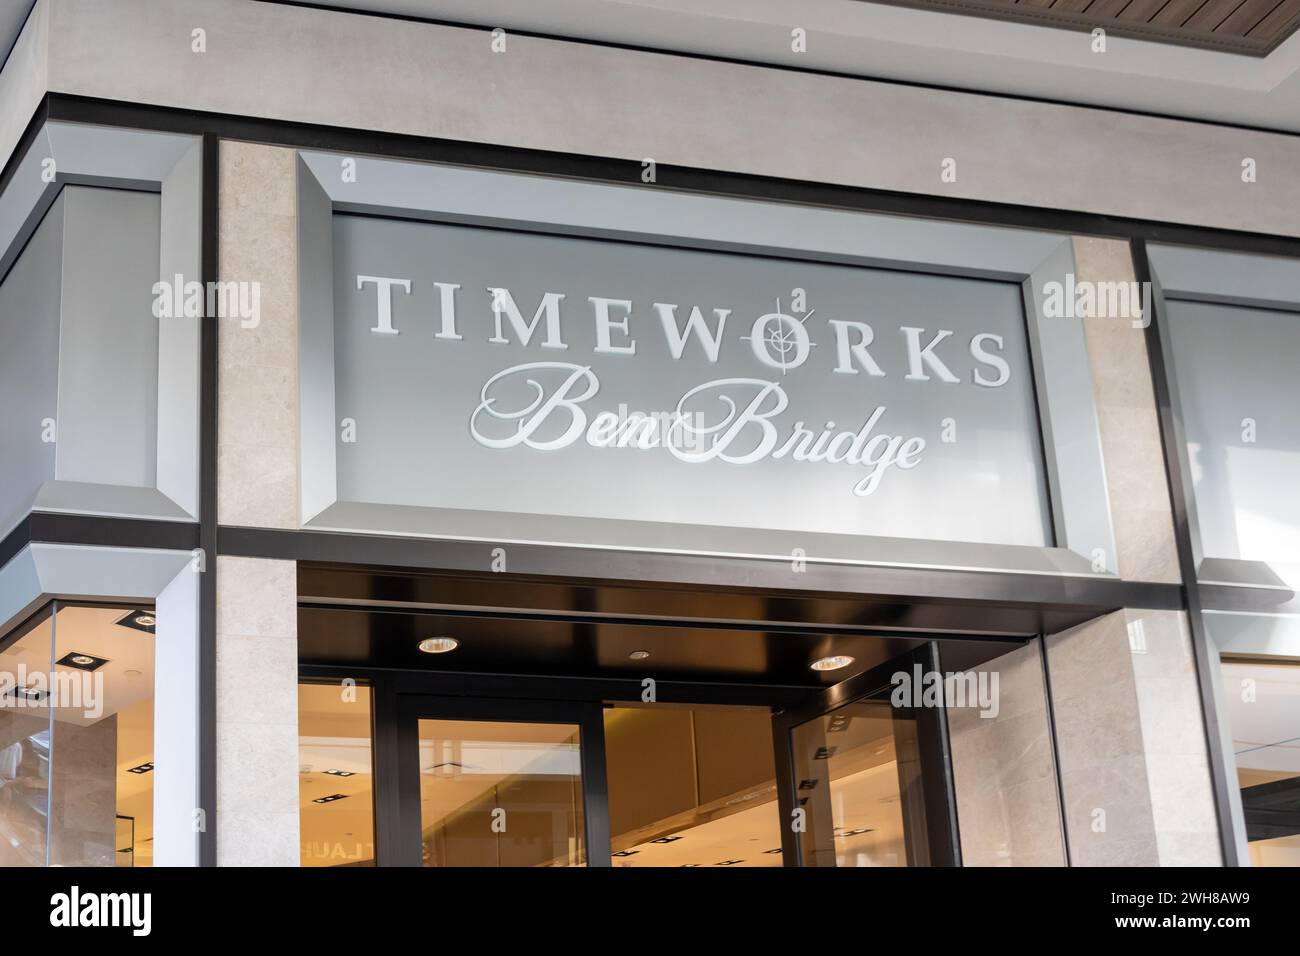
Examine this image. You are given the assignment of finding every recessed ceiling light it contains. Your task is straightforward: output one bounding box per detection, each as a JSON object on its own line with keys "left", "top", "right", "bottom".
{"left": 57, "top": 651, "right": 109, "bottom": 672}
{"left": 323, "top": 769, "right": 355, "bottom": 777}
{"left": 650, "top": 835, "right": 681, "bottom": 844}
{"left": 811, "top": 655, "right": 854, "bottom": 672}
{"left": 628, "top": 650, "right": 651, "bottom": 661}
{"left": 115, "top": 610, "right": 156, "bottom": 634}
{"left": 612, "top": 849, "right": 639, "bottom": 857}
{"left": 418, "top": 637, "right": 459, "bottom": 654}
{"left": 126, "top": 762, "right": 154, "bottom": 775}
{"left": 313, "top": 794, "right": 347, "bottom": 804}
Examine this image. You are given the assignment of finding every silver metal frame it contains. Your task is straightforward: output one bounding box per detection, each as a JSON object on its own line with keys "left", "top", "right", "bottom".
{"left": 296, "top": 151, "right": 1118, "bottom": 578}
{"left": 0, "top": 120, "right": 203, "bottom": 535}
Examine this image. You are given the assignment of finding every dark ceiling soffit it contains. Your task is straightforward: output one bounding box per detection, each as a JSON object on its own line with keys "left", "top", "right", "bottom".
{"left": 219, "top": 526, "right": 1182, "bottom": 633}
{"left": 861, "top": 0, "right": 1300, "bottom": 57}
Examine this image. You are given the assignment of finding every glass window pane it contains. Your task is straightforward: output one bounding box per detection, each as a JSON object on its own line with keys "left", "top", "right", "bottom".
{"left": 299, "top": 683, "right": 375, "bottom": 866}
{"left": 0, "top": 611, "right": 53, "bottom": 866}
{"left": 48, "top": 605, "right": 155, "bottom": 867}
{"left": 604, "top": 705, "right": 781, "bottom": 867}
{"left": 1222, "top": 660, "right": 1300, "bottom": 866}
{"left": 417, "top": 719, "right": 584, "bottom": 867}
{"left": 1165, "top": 300, "right": 1300, "bottom": 565}
{"left": 791, "top": 697, "right": 920, "bottom": 867}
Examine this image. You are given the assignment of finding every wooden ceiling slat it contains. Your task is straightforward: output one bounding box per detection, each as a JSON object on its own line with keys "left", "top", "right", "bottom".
{"left": 1050, "top": 0, "right": 1096, "bottom": 12}
{"left": 877, "top": 0, "right": 1300, "bottom": 49}
{"left": 1243, "top": 0, "right": 1300, "bottom": 35}
{"left": 1216, "top": 0, "right": 1289, "bottom": 33}
{"left": 1089, "top": 0, "right": 1136, "bottom": 16}
{"left": 1113, "top": 0, "right": 1174, "bottom": 19}
{"left": 1184, "top": 0, "right": 1250, "bottom": 28}
{"left": 1149, "top": 0, "right": 1215, "bottom": 25}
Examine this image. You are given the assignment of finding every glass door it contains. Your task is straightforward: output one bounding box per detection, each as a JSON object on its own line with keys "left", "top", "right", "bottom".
{"left": 392, "top": 697, "right": 611, "bottom": 867}
{"left": 774, "top": 646, "right": 961, "bottom": 866}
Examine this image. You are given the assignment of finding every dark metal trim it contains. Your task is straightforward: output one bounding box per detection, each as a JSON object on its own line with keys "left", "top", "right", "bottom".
{"left": 771, "top": 708, "right": 800, "bottom": 867}
{"left": 30, "top": 513, "right": 198, "bottom": 551}
{"left": 0, "top": 515, "right": 29, "bottom": 570}
{"left": 926, "top": 642, "right": 963, "bottom": 867}
{"left": 198, "top": 132, "right": 219, "bottom": 867}
{"left": 229, "top": 526, "right": 1181, "bottom": 620}
{"left": 299, "top": 663, "right": 814, "bottom": 709}
{"left": 368, "top": 672, "right": 403, "bottom": 867}
{"left": 1132, "top": 237, "right": 1241, "bottom": 867}
{"left": 1, "top": 514, "right": 199, "bottom": 573}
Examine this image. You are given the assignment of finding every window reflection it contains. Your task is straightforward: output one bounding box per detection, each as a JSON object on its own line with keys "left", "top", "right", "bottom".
{"left": 1222, "top": 660, "right": 1300, "bottom": 866}
{"left": 417, "top": 719, "right": 585, "bottom": 867}
{"left": 0, "top": 604, "right": 156, "bottom": 867}
{"left": 604, "top": 705, "right": 781, "bottom": 867}
{"left": 791, "top": 697, "right": 925, "bottom": 866}
{"left": 299, "top": 683, "right": 375, "bottom": 866}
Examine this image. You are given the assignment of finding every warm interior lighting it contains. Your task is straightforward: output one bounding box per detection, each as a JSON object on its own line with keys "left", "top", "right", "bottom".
{"left": 417, "top": 637, "right": 460, "bottom": 654}
{"left": 810, "top": 655, "right": 854, "bottom": 672}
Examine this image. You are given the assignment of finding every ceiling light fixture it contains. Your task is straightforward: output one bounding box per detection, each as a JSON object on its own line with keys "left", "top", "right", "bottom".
{"left": 418, "top": 637, "right": 459, "bottom": 654}
{"left": 810, "top": 655, "right": 854, "bottom": 672}
{"left": 126, "top": 762, "right": 154, "bottom": 775}
{"left": 313, "top": 794, "right": 347, "bottom": 804}
{"left": 115, "top": 610, "right": 157, "bottom": 634}
{"left": 57, "top": 651, "right": 109, "bottom": 672}
{"left": 628, "top": 650, "right": 651, "bottom": 661}
{"left": 323, "top": 769, "right": 355, "bottom": 777}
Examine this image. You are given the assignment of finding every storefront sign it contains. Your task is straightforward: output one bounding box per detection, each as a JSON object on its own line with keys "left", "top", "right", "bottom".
{"left": 330, "top": 216, "right": 1050, "bottom": 547}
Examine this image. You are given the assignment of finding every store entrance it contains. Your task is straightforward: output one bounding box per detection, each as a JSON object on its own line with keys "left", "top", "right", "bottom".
{"left": 295, "top": 564, "right": 1027, "bottom": 867}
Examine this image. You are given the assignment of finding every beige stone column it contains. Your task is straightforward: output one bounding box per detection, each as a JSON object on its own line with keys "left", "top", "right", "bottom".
{"left": 215, "top": 142, "right": 302, "bottom": 865}
{"left": 1042, "top": 239, "right": 1221, "bottom": 866}
{"left": 215, "top": 557, "right": 299, "bottom": 865}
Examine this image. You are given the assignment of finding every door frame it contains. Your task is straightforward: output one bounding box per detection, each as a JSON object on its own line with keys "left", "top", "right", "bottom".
{"left": 385, "top": 693, "right": 611, "bottom": 867}
{"left": 771, "top": 643, "right": 963, "bottom": 866}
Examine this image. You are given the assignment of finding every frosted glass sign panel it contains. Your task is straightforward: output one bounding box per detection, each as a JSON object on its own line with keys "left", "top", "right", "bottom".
{"left": 329, "top": 214, "right": 1051, "bottom": 549}
{"left": 1166, "top": 300, "right": 1300, "bottom": 565}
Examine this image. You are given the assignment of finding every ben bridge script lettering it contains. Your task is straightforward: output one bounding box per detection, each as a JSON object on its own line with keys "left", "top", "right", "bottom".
{"left": 356, "top": 275, "right": 1014, "bottom": 497}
